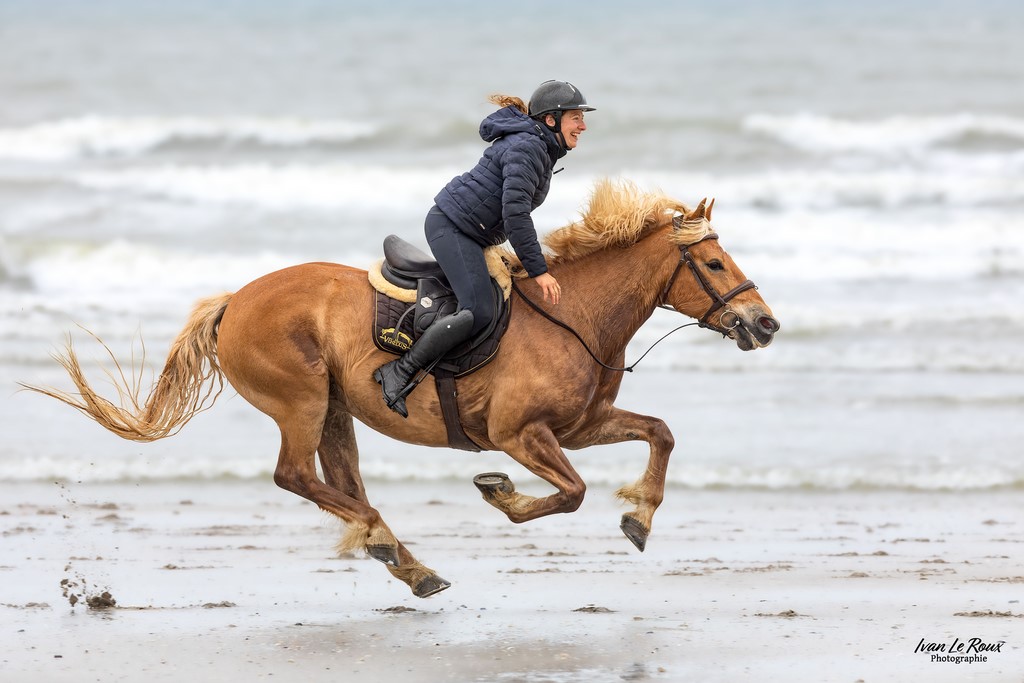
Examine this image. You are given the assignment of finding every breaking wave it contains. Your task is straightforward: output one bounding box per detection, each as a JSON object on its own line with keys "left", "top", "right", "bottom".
{"left": 3, "top": 454, "right": 1021, "bottom": 491}
{"left": 0, "top": 115, "right": 377, "bottom": 162}
{"left": 743, "top": 112, "right": 1024, "bottom": 155}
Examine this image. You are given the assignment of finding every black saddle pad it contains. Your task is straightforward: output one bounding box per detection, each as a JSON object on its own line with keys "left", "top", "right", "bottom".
{"left": 373, "top": 273, "right": 510, "bottom": 378}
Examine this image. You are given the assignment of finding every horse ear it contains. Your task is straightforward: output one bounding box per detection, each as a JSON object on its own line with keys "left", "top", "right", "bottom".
{"left": 706, "top": 197, "right": 715, "bottom": 222}
{"left": 685, "top": 198, "right": 708, "bottom": 221}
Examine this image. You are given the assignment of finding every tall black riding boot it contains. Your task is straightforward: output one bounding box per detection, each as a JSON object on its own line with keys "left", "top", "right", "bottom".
{"left": 373, "top": 309, "right": 474, "bottom": 418}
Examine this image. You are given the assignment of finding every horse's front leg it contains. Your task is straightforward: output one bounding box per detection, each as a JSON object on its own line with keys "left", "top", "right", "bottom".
{"left": 476, "top": 423, "right": 586, "bottom": 523}
{"left": 585, "top": 408, "right": 675, "bottom": 552}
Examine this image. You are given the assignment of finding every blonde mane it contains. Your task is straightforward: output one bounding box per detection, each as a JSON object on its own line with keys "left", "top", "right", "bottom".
{"left": 543, "top": 179, "right": 712, "bottom": 263}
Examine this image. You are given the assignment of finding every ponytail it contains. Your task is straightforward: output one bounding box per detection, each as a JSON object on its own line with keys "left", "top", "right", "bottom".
{"left": 488, "top": 94, "right": 528, "bottom": 114}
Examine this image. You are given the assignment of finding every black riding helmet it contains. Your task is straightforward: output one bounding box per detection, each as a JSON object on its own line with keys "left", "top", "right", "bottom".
{"left": 527, "top": 80, "right": 596, "bottom": 117}
{"left": 527, "top": 80, "right": 595, "bottom": 151}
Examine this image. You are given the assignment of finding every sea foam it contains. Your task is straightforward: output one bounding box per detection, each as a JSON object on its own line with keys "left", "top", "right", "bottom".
{"left": 3, "top": 453, "right": 1020, "bottom": 491}
{"left": 743, "top": 112, "right": 1024, "bottom": 154}
{"left": 0, "top": 115, "right": 377, "bottom": 162}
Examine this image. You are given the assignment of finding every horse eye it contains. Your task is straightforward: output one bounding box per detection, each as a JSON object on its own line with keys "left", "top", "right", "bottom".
{"left": 707, "top": 259, "right": 725, "bottom": 271}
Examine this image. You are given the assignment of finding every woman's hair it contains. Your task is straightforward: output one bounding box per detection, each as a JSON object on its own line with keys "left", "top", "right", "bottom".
{"left": 488, "top": 94, "right": 528, "bottom": 114}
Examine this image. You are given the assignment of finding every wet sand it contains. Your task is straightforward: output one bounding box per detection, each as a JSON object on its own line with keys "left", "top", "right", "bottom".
{"left": 1, "top": 479, "right": 1022, "bottom": 682}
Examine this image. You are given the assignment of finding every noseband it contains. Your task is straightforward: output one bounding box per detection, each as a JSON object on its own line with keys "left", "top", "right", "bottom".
{"left": 658, "top": 229, "right": 758, "bottom": 336}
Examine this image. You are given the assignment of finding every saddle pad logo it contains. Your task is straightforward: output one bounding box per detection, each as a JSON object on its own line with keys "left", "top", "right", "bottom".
{"left": 378, "top": 327, "right": 412, "bottom": 351}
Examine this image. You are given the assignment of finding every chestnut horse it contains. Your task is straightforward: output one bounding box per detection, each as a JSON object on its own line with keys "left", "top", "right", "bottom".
{"left": 24, "top": 180, "right": 779, "bottom": 598}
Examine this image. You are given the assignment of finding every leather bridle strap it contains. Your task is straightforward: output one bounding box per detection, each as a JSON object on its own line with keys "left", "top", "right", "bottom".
{"left": 511, "top": 230, "right": 758, "bottom": 371}
{"left": 658, "top": 232, "right": 757, "bottom": 335}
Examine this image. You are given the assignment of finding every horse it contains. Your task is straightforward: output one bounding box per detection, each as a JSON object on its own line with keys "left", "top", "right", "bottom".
{"left": 22, "top": 179, "right": 780, "bottom": 598}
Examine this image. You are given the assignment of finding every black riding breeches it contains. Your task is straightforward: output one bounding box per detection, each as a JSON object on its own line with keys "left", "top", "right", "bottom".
{"left": 424, "top": 205, "right": 497, "bottom": 337}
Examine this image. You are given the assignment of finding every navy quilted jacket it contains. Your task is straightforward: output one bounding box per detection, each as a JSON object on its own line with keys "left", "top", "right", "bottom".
{"left": 434, "top": 106, "right": 567, "bottom": 278}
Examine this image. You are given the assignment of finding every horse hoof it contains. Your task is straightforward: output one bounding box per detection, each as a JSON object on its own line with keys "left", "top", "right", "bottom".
{"left": 620, "top": 515, "right": 648, "bottom": 552}
{"left": 473, "top": 472, "right": 514, "bottom": 496}
{"left": 367, "top": 544, "right": 400, "bottom": 566}
{"left": 413, "top": 574, "right": 451, "bottom": 598}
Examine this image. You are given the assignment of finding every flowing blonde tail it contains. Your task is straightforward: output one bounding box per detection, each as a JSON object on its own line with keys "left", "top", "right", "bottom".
{"left": 20, "top": 292, "right": 234, "bottom": 443}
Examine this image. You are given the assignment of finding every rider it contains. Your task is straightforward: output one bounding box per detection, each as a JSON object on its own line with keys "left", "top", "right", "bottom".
{"left": 374, "top": 79, "right": 595, "bottom": 417}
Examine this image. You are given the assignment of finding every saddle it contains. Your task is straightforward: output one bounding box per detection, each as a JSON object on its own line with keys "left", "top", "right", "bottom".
{"left": 368, "top": 235, "right": 513, "bottom": 451}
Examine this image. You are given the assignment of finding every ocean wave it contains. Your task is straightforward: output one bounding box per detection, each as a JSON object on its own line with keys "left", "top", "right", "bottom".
{"left": 73, "top": 163, "right": 455, "bottom": 211}
{"left": 743, "top": 112, "right": 1024, "bottom": 155}
{"left": 2, "top": 455, "right": 1020, "bottom": 491}
{"left": 14, "top": 240, "right": 313, "bottom": 303}
{"left": 0, "top": 115, "right": 378, "bottom": 162}
{"left": 5, "top": 112, "right": 1023, "bottom": 166}
{"left": 667, "top": 464, "right": 1024, "bottom": 491}
{"left": 62, "top": 160, "right": 1024, "bottom": 213}
{"left": 686, "top": 163, "right": 1024, "bottom": 210}
{"left": 3, "top": 235, "right": 1023, "bottom": 377}
{"left": 7, "top": 244, "right": 1022, "bottom": 328}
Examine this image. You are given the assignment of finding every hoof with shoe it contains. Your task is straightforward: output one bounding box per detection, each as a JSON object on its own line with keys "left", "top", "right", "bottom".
{"left": 473, "top": 472, "right": 515, "bottom": 497}
{"left": 367, "top": 544, "right": 400, "bottom": 566}
{"left": 413, "top": 574, "right": 451, "bottom": 598}
{"left": 620, "top": 515, "right": 648, "bottom": 552}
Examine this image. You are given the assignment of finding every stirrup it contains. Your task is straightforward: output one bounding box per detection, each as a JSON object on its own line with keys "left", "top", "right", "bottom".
{"left": 385, "top": 357, "right": 444, "bottom": 411}
{"left": 372, "top": 364, "right": 412, "bottom": 418}
{"left": 374, "top": 361, "right": 436, "bottom": 418}
{"left": 394, "top": 357, "right": 442, "bottom": 401}
{"left": 386, "top": 376, "right": 419, "bottom": 410}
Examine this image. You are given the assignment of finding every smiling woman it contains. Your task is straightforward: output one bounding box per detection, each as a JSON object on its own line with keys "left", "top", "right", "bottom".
{"left": 559, "top": 109, "right": 587, "bottom": 149}
{"left": 373, "top": 80, "right": 598, "bottom": 418}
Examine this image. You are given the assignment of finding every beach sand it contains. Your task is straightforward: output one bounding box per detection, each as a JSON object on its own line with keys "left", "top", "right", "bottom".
{"left": 1, "top": 479, "right": 1022, "bottom": 683}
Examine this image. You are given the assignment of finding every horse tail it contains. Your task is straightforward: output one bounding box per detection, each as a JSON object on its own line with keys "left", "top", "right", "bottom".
{"left": 21, "top": 292, "right": 234, "bottom": 443}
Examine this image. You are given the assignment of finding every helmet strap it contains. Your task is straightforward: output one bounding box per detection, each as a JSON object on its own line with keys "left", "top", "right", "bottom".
{"left": 542, "top": 111, "right": 570, "bottom": 151}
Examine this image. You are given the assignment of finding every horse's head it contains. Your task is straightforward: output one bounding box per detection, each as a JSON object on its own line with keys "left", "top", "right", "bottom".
{"left": 662, "top": 199, "right": 780, "bottom": 351}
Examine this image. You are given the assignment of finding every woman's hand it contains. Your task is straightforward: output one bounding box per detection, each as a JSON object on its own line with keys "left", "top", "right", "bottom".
{"left": 533, "top": 272, "right": 561, "bottom": 305}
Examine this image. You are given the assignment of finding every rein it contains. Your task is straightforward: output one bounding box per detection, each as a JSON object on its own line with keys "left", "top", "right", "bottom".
{"left": 511, "top": 229, "right": 758, "bottom": 373}
{"left": 511, "top": 279, "right": 699, "bottom": 373}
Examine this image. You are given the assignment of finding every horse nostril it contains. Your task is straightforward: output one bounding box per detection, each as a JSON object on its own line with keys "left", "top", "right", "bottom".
{"left": 758, "top": 316, "right": 780, "bottom": 333}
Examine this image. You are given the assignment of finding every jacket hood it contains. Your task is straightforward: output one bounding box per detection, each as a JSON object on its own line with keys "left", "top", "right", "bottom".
{"left": 480, "top": 106, "right": 566, "bottom": 158}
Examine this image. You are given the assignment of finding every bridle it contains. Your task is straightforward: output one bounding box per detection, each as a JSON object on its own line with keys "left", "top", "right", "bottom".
{"left": 657, "top": 225, "right": 757, "bottom": 336}
{"left": 511, "top": 223, "right": 759, "bottom": 373}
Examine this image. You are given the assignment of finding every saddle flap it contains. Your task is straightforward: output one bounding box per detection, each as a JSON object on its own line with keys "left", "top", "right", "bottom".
{"left": 414, "top": 277, "right": 459, "bottom": 336}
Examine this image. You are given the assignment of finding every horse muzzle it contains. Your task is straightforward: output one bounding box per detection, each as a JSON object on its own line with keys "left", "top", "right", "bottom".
{"left": 721, "top": 307, "right": 780, "bottom": 351}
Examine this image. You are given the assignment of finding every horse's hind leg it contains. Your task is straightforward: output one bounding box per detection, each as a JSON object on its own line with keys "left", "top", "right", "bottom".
{"left": 317, "top": 386, "right": 450, "bottom": 598}
{"left": 265, "top": 371, "right": 402, "bottom": 568}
